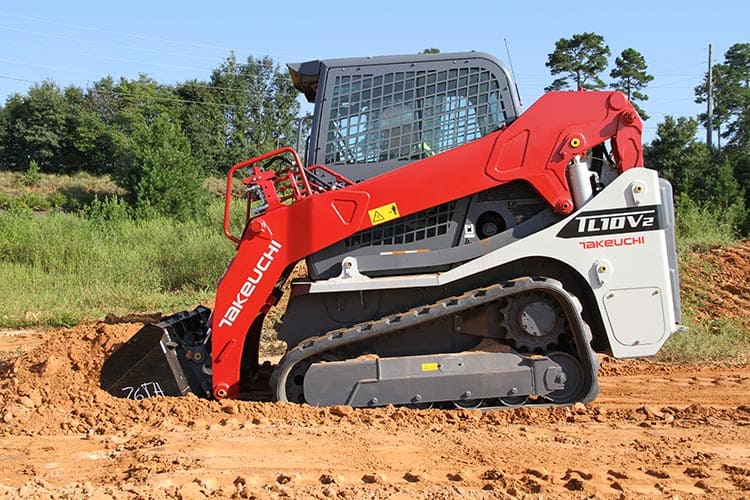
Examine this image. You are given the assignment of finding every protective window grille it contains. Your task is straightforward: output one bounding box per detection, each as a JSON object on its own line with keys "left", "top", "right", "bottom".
{"left": 346, "top": 201, "right": 457, "bottom": 247}
{"left": 325, "top": 67, "right": 506, "bottom": 165}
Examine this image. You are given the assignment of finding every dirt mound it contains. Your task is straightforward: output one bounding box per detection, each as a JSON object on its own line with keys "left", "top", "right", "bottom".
{"left": 680, "top": 239, "right": 750, "bottom": 325}
{"left": 0, "top": 322, "right": 748, "bottom": 498}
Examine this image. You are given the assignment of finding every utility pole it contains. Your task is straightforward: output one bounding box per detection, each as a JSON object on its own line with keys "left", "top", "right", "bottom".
{"left": 706, "top": 44, "right": 714, "bottom": 150}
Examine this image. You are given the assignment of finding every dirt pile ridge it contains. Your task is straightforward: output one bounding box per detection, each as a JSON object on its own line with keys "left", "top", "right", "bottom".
{"left": 680, "top": 239, "right": 750, "bottom": 325}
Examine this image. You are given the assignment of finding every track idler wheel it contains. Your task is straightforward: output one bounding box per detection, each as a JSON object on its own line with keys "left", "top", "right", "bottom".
{"left": 545, "top": 351, "right": 586, "bottom": 404}
{"left": 452, "top": 398, "right": 483, "bottom": 409}
{"left": 284, "top": 360, "right": 311, "bottom": 404}
{"left": 498, "top": 395, "right": 529, "bottom": 407}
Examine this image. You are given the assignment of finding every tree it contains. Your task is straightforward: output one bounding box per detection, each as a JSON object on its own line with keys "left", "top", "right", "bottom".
{"left": 0, "top": 103, "right": 7, "bottom": 167}
{"left": 108, "top": 75, "right": 180, "bottom": 133}
{"left": 0, "top": 55, "right": 303, "bottom": 177}
{"left": 210, "top": 54, "right": 300, "bottom": 169}
{"left": 86, "top": 76, "right": 121, "bottom": 128}
{"left": 175, "top": 79, "right": 226, "bottom": 175}
{"left": 719, "top": 43, "right": 750, "bottom": 150}
{"left": 644, "top": 116, "right": 710, "bottom": 196}
{"left": 117, "top": 114, "right": 207, "bottom": 219}
{"left": 1, "top": 81, "right": 69, "bottom": 171}
{"left": 695, "top": 62, "right": 732, "bottom": 151}
{"left": 545, "top": 33, "right": 610, "bottom": 91}
{"left": 422, "top": 48, "right": 440, "bottom": 54}
{"left": 733, "top": 150, "right": 750, "bottom": 231}
{"left": 692, "top": 156, "right": 745, "bottom": 214}
{"left": 647, "top": 114, "right": 746, "bottom": 235}
{"left": 69, "top": 105, "right": 128, "bottom": 175}
{"left": 694, "top": 43, "right": 750, "bottom": 227}
{"left": 695, "top": 43, "right": 750, "bottom": 151}
{"left": 79, "top": 75, "right": 181, "bottom": 176}
{"left": 609, "top": 48, "right": 654, "bottom": 120}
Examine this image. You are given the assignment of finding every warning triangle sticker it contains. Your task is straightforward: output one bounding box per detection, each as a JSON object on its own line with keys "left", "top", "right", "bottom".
{"left": 368, "top": 202, "right": 400, "bottom": 226}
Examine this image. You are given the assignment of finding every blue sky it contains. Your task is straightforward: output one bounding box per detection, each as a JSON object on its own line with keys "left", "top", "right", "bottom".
{"left": 1, "top": 1, "right": 748, "bottom": 143}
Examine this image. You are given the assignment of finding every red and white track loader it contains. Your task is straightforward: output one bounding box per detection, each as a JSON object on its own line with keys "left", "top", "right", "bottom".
{"left": 102, "top": 51, "right": 683, "bottom": 409}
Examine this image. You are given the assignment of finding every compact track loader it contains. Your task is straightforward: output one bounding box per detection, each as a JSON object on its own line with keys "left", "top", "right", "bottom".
{"left": 101, "top": 51, "right": 684, "bottom": 409}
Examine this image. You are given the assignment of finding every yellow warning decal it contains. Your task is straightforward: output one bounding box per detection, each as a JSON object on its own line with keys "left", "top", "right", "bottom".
{"left": 368, "top": 202, "right": 400, "bottom": 226}
{"left": 421, "top": 362, "right": 439, "bottom": 372}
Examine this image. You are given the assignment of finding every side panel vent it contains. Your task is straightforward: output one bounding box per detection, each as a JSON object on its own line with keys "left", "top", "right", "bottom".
{"left": 346, "top": 201, "right": 457, "bottom": 248}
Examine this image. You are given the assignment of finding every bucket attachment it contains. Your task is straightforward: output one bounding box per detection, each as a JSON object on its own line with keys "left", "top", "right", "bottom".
{"left": 100, "top": 306, "right": 213, "bottom": 400}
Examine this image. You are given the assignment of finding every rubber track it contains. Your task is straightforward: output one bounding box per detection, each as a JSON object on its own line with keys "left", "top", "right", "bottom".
{"left": 273, "top": 276, "right": 600, "bottom": 407}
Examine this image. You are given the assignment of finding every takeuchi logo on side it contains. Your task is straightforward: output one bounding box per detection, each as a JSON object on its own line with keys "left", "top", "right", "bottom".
{"left": 578, "top": 235, "right": 646, "bottom": 250}
{"left": 218, "top": 240, "right": 282, "bottom": 328}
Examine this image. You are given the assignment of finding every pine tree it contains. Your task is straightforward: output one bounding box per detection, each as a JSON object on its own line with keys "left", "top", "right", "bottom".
{"left": 545, "top": 33, "right": 610, "bottom": 91}
{"left": 610, "top": 48, "right": 654, "bottom": 120}
{"left": 644, "top": 116, "right": 710, "bottom": 196}
{"left": 117, "top": 114, "right": 208, "bottom": 219}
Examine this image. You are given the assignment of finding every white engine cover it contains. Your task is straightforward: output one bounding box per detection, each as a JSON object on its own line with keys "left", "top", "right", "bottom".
{"left": 439, "top": 167, "right": 679, "bottom": 357}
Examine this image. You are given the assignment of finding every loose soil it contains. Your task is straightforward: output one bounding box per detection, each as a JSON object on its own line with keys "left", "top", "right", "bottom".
{"left": 680, "top": 241, "right": 750, "bottom": 327}
{"left": 0, "top": 242, "right": 749, "bottom": 498}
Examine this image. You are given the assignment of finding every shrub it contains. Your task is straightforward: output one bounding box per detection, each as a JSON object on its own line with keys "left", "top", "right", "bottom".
{"left": 20, "top": 160, "right": 42, "bottom": 187}
{"left": 84, "top": 195, "right": 131, "bottom": 224}
{"left": 17, "top": 192, "right": 50, "bottom": 211}
{"left": 0, "top": 192, "right": 11, "bottom": 209}
{"left": 675, "top": 193, "right": 740, "bottom": 252}
{"left": 47, "top": 191, "right": 69, "bottom": 209}
{"left": 115, "top": 115, "right": 209, "bottom": 220}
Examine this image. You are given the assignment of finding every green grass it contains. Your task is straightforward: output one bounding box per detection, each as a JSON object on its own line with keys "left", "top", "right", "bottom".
{"left": 0, "top": 202, "right": 236, "bottom": 327}
{"left": 0, "top": 170, "right": 124, "bottom": 211}
{"left": 658, "top": 317, "right": 749, "bottom": 364}
{"left": 674, "top": 193, "right": 742, "bottom": 253}
{"left": 0, "top": 168, "right": 250, "bottom": 328}
{"left": 1, "top": 170, "right": 748, "bottom": 364}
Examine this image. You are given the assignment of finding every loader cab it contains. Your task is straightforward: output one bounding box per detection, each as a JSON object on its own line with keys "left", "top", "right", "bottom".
{"left": 288, "top": 51, "right": 522, "bottom": 181}
{"left": 289, "top": 53, "right": 536, "bottom": 281}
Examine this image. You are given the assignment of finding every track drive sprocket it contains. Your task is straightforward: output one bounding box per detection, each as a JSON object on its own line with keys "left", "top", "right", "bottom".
{"left": 502, "top": 292, "right": 568, "bottom": 352}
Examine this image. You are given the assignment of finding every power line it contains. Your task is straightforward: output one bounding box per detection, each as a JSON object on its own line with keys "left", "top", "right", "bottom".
{"left": 0, "top": 37, "right": 213, "bottom": 73}
{"left": 647, "top": 48, "right": 706, "bottom": 64}
{"left": 0, "top": 11, "right": 310, "bottom": 102}
{"left": 0, "top": 12, "right": 717, "bottom": 126}
{"left": 0, "top": 74, "right": 34, "bottom": 83}
{"left": 647, "top": 98, "right": 700, "bottom": 107}
{"left": 0, "top": 11, "right": 307, "bottom": 60}
{"left": 0, "top": 24, "right": 221, "bottom": 65}
{"left": 648, "top": 86, "right": 697, "bottom": 89}
{"left": 0, "top": 57, "right": 103, "bottom": 78}
{"left": 0, "top": 51, "right": 300, "bottom": 101}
